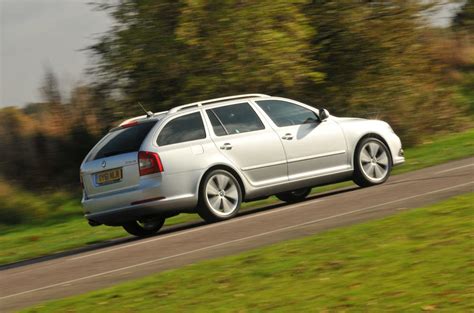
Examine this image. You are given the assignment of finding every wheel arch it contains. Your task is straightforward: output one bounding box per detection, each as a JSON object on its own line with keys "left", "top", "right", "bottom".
{"left": 197, "top": 164, "right": 247, "bottom": 200}
{"left": 353, "top": 133, "right": 393, "bottom": 167}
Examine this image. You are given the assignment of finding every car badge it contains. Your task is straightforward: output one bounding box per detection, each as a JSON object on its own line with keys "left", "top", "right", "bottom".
{"left": 101, "top": 160, "right": 107, "bottom": 168}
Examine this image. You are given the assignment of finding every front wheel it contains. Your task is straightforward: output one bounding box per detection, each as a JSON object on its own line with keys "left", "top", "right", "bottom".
{"left": 197, "top": 169, "right": 242, "bottom": 223}
{"left": 353, "top": 137, "right": 392, "bottom": 187}
{"left": 122, "top": 217, "right": 165, "bottom": 237}
{"left": 276, "top": 188, "right": 311, "bottom": 203}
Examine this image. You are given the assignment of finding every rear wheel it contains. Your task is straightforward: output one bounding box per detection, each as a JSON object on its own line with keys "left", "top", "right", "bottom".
{"left": 276, "top": 188, "right": 311, "bottom": 203}
{"left": 353, "top": 137, "right": 392, "bottom": 187}
{"left": 122, "top": 217, "right": 165, "bottom": 237}
{"left": 197, "top": 169, "right": 242, "bottom": 223}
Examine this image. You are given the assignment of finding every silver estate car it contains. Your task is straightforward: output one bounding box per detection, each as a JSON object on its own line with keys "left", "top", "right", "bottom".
{"left": 80, "top": 94, "right": 404, "bottom": 236}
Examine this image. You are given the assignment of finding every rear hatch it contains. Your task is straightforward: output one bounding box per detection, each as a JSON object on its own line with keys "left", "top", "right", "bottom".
{"left": 81, "top": 120, "right": 158, "bottom": 198}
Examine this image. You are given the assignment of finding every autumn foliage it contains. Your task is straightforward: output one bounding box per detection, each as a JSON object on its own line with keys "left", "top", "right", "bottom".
{"left": 0, "top": 1, "right": 472, "bottom": 191}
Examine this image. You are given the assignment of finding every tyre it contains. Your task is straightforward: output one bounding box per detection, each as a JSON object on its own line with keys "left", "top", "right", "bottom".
{"left": 276, "top": 187, "right": 311, "bottom": 203}
{"left": 122, "top": 217, "right": 165, "bottom": 237}
{"left": 353, "top": 137, "right": 392, "bottom": 187}
{"left": 197, "top": 169, "right": 242, "bottom": 223}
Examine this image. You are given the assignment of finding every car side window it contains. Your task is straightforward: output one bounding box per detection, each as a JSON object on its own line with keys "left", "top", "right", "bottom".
{"left": 157, "top": 112, "right": 206, "bottom": 146}
{"left": 207, "top": 102, "right": 265, "bottom": 136}
{"left": 256, "top": 100, "right": 319, "bottom": 127}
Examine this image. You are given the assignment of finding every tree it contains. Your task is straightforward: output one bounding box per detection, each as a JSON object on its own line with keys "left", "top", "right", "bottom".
{"left": 305, "top": 1, "right": 466, "bottom": 144}
{"left": 453, "top": 0, "right": 474, "bottom": 33}
{"left": 39, "top": 66, "right": 62, "bottom": 104}
{"left": 89, "top": 1, "right": 186, "bottom": 113}
{"left": 89, "top": 0, "right": 321, "bottom": 111}
{"left": 175, "top": 0, "right": 322, "bottom": 102}
{"left": 451, "top": 0, "right": 474, "bottom": 114}
{"left": 89, "top": 0, "right": 468, "bottom": 146}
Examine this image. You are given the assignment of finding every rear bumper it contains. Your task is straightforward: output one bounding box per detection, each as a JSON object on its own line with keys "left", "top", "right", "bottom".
{"left": 82, "top": 171, "right": 202, "bottom": 225}
{"left": 84, "top": 195, "right": 196, "bottom": 226}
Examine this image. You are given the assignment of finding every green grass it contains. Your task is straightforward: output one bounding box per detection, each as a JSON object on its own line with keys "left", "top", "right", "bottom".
{"left": 21, "top": 193, "right": 474, "bottom": 312}
{"left": 392, "top": 127, "right": 474, "bottom": 175}
{"left": 1, "top": 128, "right": 473, "bottom": 266}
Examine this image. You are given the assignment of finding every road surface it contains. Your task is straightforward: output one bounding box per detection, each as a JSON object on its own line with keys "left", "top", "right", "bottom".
{"left": 1, "top": 157, "right": 473, "bottom": 312}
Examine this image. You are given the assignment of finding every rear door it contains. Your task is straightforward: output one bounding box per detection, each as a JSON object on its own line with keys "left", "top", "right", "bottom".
{"left": 204, "top": 102, "right": 288, "bottom": 187}
{"left": 254, "top": 99, "right": 349, "bottom": 181}
{"left": 81, "top": 121, "right": 158, "bottom": 197}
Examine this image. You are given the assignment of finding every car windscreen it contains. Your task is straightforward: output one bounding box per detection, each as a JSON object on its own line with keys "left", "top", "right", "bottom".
{"left": 89, "top": 121, "right": 158, "bottom": 161}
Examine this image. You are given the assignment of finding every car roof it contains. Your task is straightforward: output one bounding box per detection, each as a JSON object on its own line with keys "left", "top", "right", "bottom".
{"left": 118, "top": 94, "right": 272, "bottom": 127}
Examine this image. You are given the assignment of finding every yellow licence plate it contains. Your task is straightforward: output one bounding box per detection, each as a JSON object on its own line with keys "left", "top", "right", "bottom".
{"left": 96, "top": 168, "right": 122, "bottom": 185}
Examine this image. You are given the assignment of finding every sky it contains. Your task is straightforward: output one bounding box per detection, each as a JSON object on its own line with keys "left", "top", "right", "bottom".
{"left": 0, "top": 1, "right": 464, "bottom": 108}
{"left": 0, "top": 0, "right": 112, "bottom": 107}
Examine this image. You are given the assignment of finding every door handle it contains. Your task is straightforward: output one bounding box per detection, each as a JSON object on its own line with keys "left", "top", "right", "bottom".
{"left": 282, "top": 133, "right": 293, "bottom": 140}
{"left": 220, "top": 143, "right": 232, "bottom": 150}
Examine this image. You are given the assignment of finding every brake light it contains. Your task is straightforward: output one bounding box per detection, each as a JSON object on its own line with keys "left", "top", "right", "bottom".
{"left": 121, "top": 121, "right": 139, "bottom": 128}
{"left": 138, "top": 151, "right": 164, "bottom": 176}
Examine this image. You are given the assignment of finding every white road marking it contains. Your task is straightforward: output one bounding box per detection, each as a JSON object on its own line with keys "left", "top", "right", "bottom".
{"left": 2, "top": 181, "right": 472, "bottom": 301}
{"left": 69, "top": 199, "right": 324, "bottom": 261}
{"left": 436, "top": 163, "right": 474, "bottom": 174}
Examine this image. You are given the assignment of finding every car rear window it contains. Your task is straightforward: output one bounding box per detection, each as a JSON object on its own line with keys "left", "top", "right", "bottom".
{"left": 90, "top": 121, "right": 158, "bottom": 160}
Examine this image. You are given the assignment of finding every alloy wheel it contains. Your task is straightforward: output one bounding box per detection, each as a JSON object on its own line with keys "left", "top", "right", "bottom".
{"left": 359, "top": 141, "right": 389, "bottom": 182}
{"left": 205, "top": 173, "right": 240, "bottom": 217}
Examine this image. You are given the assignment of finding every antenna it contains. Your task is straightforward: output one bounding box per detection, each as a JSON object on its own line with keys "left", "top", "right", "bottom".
{"left": 138, "top": 102, "right": 153, "bottom": 117}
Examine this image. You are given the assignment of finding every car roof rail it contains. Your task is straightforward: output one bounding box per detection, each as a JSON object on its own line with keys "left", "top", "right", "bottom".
{"left": 118, "top": 111, "right": 168, "bottom": 127}
{"left": 169, "top": 94, "right": 270, "bottom": 113}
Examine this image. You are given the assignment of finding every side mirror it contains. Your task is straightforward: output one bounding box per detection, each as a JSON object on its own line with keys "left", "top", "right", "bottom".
{"left": 319, "top": 108, "right": 330, "bottom": 121}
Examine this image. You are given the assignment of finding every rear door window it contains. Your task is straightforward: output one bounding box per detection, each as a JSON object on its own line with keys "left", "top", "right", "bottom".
{"left": 256, "top": 100, "right": 319, "bottom": 127}
{"left": 207, "top": 103, "right": 265, "bottom": 136}
{"left": 91, "top": 121, "right": 158, "bottom": 160}
{"left": 157, "top": 112, "right": 206, "bottom": 146}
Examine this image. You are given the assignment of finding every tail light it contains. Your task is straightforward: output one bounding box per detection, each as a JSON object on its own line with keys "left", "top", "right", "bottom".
{"left": 138, "top": 151, "right": 164, "bottom": 176}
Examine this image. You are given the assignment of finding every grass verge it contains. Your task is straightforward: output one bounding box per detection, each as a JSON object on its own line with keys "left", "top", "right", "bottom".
{"left": 21, "top": 193, "right": 474, "bottom": 312}
{"left": 1, "top": 128, "right": 473, "bottom": 265}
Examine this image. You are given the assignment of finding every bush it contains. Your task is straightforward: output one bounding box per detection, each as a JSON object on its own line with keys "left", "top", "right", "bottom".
{"left": 0, "top": 180, "right": 81, "bottom": 226}
{"left": 0, "top": 182, "right": 47, "bottom": 224}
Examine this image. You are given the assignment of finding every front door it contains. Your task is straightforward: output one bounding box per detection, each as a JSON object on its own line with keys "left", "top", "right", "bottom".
{"left": 254, "top": 99, "right": 349, "bottom": 181}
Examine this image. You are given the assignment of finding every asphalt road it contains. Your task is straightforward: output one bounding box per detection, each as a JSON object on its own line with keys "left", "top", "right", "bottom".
{"left": 1, "top": 157, "right": 473, "bottom": 312}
